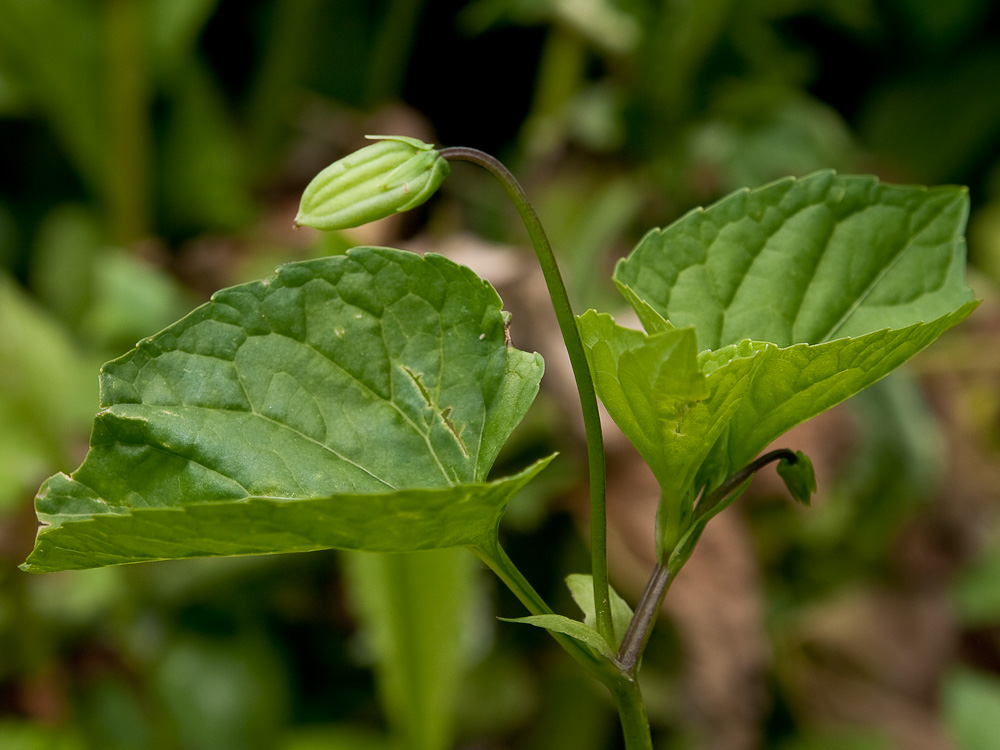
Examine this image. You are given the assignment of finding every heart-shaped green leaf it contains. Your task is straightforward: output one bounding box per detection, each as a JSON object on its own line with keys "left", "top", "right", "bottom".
{"left": 565, "top": 573, "right": 634, "bottom": 648}
{"left": 615, "top": 171, "right": 975, "bottom": 351}
{"left": 583, "top": 172, "right": 977, "bottom": 557}
{"left": 23, "top": 248, "right": 547, "bottom": 572}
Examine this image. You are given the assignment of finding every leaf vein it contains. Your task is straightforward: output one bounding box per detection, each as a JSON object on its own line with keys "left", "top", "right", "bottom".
{"left": 817, "top": 195, "right": 951, "bottom": 342}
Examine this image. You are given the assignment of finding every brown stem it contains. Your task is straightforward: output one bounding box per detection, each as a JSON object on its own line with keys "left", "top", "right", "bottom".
{"left": 616, "top": 563, "right": 671, "bottom": 675}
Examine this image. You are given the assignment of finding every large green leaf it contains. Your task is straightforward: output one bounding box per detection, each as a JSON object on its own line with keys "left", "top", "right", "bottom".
{"left": 23, "top": 247, "right": 547, "bottom": 572}
{"left": 615, "top": 171, "right": 973, "bottom": 350}
{"left": 582, "top": 172, "right": 977, "bottom": 557}
{"left": 693, "top": 312, "right": 973, "bottom": 489}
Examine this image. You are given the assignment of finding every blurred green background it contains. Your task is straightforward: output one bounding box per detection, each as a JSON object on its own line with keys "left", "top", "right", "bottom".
{"left": 2, "top": 0, "right": 1000, "bottom": 748}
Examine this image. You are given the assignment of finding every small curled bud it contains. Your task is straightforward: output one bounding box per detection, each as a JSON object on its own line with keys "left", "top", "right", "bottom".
{"left": 776, "top": 450, "right": 816, "bottom": 506}
{"left": 294, "top": 135, "right": 450, "bottom": 231}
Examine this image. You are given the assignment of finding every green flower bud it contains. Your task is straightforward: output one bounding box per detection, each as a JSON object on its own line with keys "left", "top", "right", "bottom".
{"left": 294, "top": 135, "right": 450, "bottom": 231}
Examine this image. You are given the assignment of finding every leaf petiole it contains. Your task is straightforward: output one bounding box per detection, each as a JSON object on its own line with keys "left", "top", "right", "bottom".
{"left": 472, "top": 538, "right": 614, "bottom": 683}
{"left": 473, "top": 537, "right": 653, "bottom": 749}
{"left": 695, "top": 448, "right": 800, "bottom": 522}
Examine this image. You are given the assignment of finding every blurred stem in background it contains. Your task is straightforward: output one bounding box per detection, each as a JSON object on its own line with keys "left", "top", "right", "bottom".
{"left": 106, "top": 0, "right": 151, "bottom": 245}
{"left": 366, "top": 0, "right": 428, "bottom": 107}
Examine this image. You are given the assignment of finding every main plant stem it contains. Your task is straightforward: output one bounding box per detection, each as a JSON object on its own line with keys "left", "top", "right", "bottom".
{"left": 617, "top": 449, "right": 802, "bottom": 675}
{"left": 440, "top": 147, "right": 613, "bottom": 647}
{"left": 611, "top": 677, "right": 654, "bottom": 750}
{"left": 617, "top": 564, "right": 672, "bottom": 675}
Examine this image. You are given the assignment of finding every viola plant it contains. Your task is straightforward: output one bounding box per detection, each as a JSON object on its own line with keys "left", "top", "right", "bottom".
{"left": 22, "top": 136, "right": 978, "bottom": 748}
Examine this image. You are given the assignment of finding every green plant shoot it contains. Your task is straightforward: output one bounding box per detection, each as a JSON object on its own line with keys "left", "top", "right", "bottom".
{"left": 21, "top": 140, "right": 977, "bottom": 750}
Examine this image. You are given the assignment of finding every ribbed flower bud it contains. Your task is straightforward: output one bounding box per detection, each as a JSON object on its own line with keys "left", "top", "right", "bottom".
{"left": 294, "top": 135, "right": 450, "bottom": 231}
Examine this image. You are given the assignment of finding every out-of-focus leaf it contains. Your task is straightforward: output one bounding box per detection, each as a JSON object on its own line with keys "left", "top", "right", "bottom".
{"left": 944, "top": 668, "right": 1000, "bottom": 750}
{"left": 75, "top": 674, "right": 157, "bottom": 750}
{"left": 159, "top": 61, "right": 254, "bottom": 233}
{"left": 0, "top": 721, "right": 84, "bottom": 750}
{"left": 146, "top": 0, "right": 220, "bottom": 72}
{"left": 344, "top": 548, "right": 478, "bottom": 750}
{"left": 889, "top": 0, "right": 994, "bottom": 53}
{"left": 968, "top": 196, "right": 1000, "bottom": 285}
{"left": 24, "top": 248, "right": 547, "bottom": 571}
{"left": 0, "top": 0, "right": 105, "bottom": 193}
{"left": 245, "top": 0, "right": 327, "bottom": 171}
{"left": 0, "top": 273, "right": 96, "bottom": 510}
{"left": 281, "top": 726, "right": 391, "bottom": 750}
{"left": 687, "top": 91, "right": 855, "bottom": 193}
{"left": 80, "top": 249, "right": 193, "bottom": 349}
{"left": 536, "top": 175, "right": 643, "bottom": 310}
{"left": 455, "top": 652, "right": 539, "bottom": 737}
{"left": 859, "top": 49, "right": 1000, "bottom": 184}
{"left": 28, "top": 205, "right": 102, "bottom": 328}
{"left": 26, "top": 567, "right": 124, "bottom": 627}
{"left": 952, "top": 537, "right": 1000, "bottom": 627}
{"left": 0, "top": 66, "right": 29, "bottom": 116}
{"left": 153, "top": 632, "right": 289, "bottom": 750}
{"left": 29, "top": 205, "right": 193, "bottom": 349}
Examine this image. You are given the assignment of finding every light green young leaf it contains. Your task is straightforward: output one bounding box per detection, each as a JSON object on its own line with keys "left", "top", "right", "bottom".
{"left": 0, "top": 273, "right": 97, "bottom": 511}
{"left": 564, "top": 573, "right": 634, "bottom": 648}
{"left": 23, "top": 248, "right": 547, "bottom": 572}
{"left": 578, "top": 310, "right": 730, "bottom": 494}
{"left": 585, "top": 172, "right": 977, "bottom": 557}
{"left": 499, "top": 613, "right": 615, "bottom": 659}
{"left": 501, "top": 574, "right": 635, "bottom": 659}
{"left": 578, "top": 310, "right": 765, "bottom": 551}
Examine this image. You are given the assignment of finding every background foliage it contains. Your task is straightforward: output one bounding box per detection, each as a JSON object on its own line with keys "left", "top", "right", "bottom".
{"left": 1, "top": 0, "right": 999, "bottom": 748}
